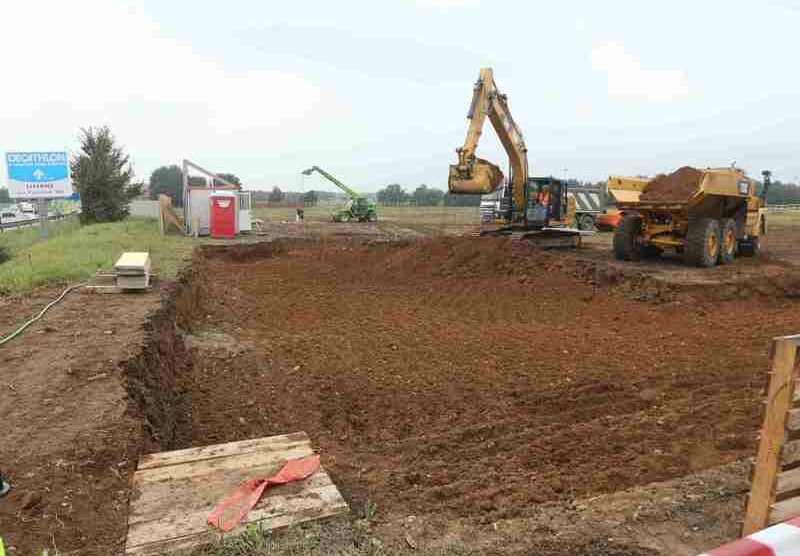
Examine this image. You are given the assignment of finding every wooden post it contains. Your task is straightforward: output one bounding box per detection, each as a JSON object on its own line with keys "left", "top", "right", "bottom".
{"left": 742, "top": 336, "right": 800, "bottom": 535}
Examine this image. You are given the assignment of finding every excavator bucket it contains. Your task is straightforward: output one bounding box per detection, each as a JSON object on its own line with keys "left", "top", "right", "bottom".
{"left": 448, "top": 158, "right": 504, "bottom": 194}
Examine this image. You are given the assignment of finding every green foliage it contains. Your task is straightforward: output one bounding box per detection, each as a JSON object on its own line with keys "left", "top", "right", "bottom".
{"left": 70, "top": 126, "right": 141, "bottom": 224}
{"left": 0, "top": 187, "right": 10, "bottom": 204}
{"left": 412, "top": 184, "right": 444, "bottom": 206}
{"left": 303, "top": 190, "right": 319, "bottom": 206}
{"left": 0, "top": 244, "right": 10, "bottom": 264}
{"left": 268, "top": 186, "right": 285, "bottom": 204}
{"left": 214, "top": 173, "right": 242, "bottom": 187}
{"left": 149, "top": 165, "right": 184, "bottom": 206}
{"left": 443, "top": 192, "right": 481, "bottom": 206}
{"left": 763, "top": 180, "right": 800, "bottom": 204}
{"left": 377, "top": 183, "right": 410, "bottom": 206}
{"left": 0, "top": 218, "right": 195, "bottom": 293}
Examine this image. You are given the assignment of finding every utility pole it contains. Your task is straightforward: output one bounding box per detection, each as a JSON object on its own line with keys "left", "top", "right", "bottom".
{"left": 37, "top": 198, "right": 48, "bottom": 238}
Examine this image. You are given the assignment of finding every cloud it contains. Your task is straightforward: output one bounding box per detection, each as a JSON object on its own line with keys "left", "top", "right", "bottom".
{"left": 590, "top": 41, "right": 689, "bottom": 101}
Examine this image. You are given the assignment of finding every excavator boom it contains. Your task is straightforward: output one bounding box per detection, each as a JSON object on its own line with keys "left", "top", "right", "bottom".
{"left": 448, "top": 67, "right": 528, "bottom": 221}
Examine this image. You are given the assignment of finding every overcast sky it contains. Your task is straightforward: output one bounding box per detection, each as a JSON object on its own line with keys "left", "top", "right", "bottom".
{"left": 1, "top": 0, "right": 799, "bottom": 192}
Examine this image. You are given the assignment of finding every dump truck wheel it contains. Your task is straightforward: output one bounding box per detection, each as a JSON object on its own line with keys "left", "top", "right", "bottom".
{"left": 718, "top": 219, "right": 736, "bottom": 264}
{"left": 613, "top": 215, "right": 642, "bottom": 261}
{"left": 685, "top": 218, "right": 720, "bottom": 267}
{"left": 577, "top": 214, "right": 595, "bottom": 231}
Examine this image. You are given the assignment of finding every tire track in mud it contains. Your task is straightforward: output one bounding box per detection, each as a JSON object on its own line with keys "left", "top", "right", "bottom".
{"left": 180, "top": 238, "right": 798, "bottom": 521}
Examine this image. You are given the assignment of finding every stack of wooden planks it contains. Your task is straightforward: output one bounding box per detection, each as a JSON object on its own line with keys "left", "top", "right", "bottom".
{"left": 124, "top": 432, "right": 348, "bottom": 555}
{"left": 743, "top": 334, "right": 800, "bottom": 535}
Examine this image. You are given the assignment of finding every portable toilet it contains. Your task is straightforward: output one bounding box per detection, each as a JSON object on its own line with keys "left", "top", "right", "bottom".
{"left": 209, "top": 191, "right": 237, "bottom": 239}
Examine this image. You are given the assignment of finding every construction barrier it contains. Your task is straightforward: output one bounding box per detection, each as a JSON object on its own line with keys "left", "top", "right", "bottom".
{"left": 698, "top": 517, "right": 800, "bottom": 555}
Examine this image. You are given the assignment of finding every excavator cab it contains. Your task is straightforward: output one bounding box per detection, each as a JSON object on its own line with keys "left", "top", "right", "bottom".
{"left": 525, "top": 177, "right": 570, "bottom": 229}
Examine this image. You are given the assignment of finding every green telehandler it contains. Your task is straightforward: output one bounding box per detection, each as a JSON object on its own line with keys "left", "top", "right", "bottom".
{"left": 301, "top": 166, "right": 378, "bottom": 222}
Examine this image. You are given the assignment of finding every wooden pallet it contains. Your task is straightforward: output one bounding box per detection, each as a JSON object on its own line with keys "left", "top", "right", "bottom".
{"left": 742, "top": 334, "right": 800, "bottom": 535}
{"left": 125, "top": 432, "right": 348, "bottom": 555}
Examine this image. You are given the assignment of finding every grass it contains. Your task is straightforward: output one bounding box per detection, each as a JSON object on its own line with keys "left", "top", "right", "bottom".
{"left": 254, "top": 205, "right": 480, "bottom": 233}
{"left": 180, "top": 521, "right": 474, "bottom": 556}
{"left": 0, "top": 217, "right": 197, "bottom": 294}
{"left": 768, "top": 210, "right": 800, "bottom": 228}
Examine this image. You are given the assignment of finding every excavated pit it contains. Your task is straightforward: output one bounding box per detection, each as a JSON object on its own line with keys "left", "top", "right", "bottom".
{"left": 117, "top": 237, "right": 796, "bottom": 527}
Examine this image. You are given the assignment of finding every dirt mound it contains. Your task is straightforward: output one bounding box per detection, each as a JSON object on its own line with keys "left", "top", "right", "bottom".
{"left": 185, "top": 238, "right": 799, "bottom": 525}
{"left": 640, "top": 166, "right": 704, "bottom": 202}
{"left": 200, "top": 241, "right": 285, "bottom": 262}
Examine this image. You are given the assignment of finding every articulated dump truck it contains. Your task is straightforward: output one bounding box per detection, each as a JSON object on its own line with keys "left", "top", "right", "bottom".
{"left": 614, "top": 166, "right": 770, "bottom": 267}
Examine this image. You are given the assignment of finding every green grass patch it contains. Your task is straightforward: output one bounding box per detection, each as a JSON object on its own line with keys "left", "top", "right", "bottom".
{"left": 0, "top": 218, "right": 196, "bottom": 294}
{"left": 179, "top": 522, "right": 474, "bottom": 556}
{"left": 254, "top": 206, "right": 480, "bottom": 232}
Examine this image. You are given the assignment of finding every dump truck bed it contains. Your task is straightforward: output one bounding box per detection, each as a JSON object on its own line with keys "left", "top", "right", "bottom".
{"left": 621, "top": 167, "right": 757, "bottom": 210}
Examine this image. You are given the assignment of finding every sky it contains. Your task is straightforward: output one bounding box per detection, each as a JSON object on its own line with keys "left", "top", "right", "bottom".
{"left": 1, "top": 0, "right": 799, "bottom": 193}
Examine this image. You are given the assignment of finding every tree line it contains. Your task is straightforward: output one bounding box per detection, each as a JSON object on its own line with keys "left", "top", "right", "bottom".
{"left": 376, "top": 183, "right": 480, "bottom": 206}
{"left": 4, "top": 126, "right": 799, "bottom": 223}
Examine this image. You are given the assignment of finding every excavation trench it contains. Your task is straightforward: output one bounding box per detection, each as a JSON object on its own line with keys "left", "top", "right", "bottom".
{"left": 123, "top": 237, "right": 799, "bottom": 525}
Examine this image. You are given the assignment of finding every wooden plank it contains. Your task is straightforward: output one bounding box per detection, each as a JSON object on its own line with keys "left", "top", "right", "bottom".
{"left": 126, "top": 502, "right": 348, "bottom": 556}
{"left": 126, "top": 433, "right": 349, "bottom": 555}
{"left": 770, "top": 496, "right": 800, "bottom": 525}
{"left": 133, "top": 445, "right": 313, "bottom": 485}
{"left": 781, "top": 439, "right": 800, "bottom": 467}
{"left": 137, "top": 432, "right": 309, "bottom": 470}
{"left": 743, "top": 338, "right": 799, "bottom": 535}
{"left": 787, "top": 409, "right": 800, "bottom": 431}
{"left": 126, "top": 482, "right": 346, "bottom": 550}
{"left": 776, "top": 467, "right": 800, "bottom": 497}
{"left": 128, "top": 465, "right": 333, "bottom": 525}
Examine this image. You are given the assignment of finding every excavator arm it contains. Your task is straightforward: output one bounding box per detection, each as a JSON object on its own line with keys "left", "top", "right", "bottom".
{"left": 301, "top": 166, "right": 362, "bottom": 199}
{"left": 449, "top": 67, "right": 529, "bottom": 221}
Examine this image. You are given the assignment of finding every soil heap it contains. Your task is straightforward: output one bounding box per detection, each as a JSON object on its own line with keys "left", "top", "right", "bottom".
{"left": 640, "top": 166, "right": 704, "bottom": 202}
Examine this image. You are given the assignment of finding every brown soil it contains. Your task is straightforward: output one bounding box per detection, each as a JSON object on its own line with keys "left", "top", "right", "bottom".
{"left": 186, "top": 238, "right": 798, "bottom": 530}
{"left": 0, "top": 285, "right": 187, "bottom": 555}
{"left": 4, "top": 229, "right": 798, "bottom": 555}
{"left": 640, "top": 166, "right": 704, "bottom": 202}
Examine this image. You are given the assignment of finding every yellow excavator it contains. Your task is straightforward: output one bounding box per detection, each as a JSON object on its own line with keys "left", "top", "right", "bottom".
{"left": 449, "top": 67, "right": 589, "bottom": 246}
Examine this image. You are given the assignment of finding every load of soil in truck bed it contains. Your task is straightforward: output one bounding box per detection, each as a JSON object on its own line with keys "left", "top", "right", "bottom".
{"left": 640, "top": 166, "right": 704, "bottom": 202}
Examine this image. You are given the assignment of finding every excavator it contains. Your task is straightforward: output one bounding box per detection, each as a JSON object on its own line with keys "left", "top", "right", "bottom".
{"left": 449, "top": 67, "right": 589, "bottom": 246}
{"left": 301, "top": 166, "right": 378, "bottom": 222}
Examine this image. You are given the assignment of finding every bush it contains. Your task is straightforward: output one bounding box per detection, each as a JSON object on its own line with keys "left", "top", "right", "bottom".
{"left": 0, "top": 245, "right": 11, "bottom": 264}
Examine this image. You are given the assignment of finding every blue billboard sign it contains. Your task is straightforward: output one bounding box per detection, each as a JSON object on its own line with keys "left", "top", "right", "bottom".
{"left": 5, "top": 152, "right": 72, "bottom": 198}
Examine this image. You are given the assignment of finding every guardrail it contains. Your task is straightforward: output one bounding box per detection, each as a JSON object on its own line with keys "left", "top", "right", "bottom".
{"left": 0, "top": 212, "right": 76, "bottom": 232}
{"left": 768, "top": 204, "right": 800, "bottom": 213}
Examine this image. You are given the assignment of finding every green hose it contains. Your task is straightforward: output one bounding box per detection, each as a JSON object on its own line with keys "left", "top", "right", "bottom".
{"left": 0, "top": 282, "right": 87, "bottom": 346}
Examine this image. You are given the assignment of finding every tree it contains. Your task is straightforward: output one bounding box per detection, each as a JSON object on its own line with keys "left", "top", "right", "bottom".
{"left": 412, "top": 184, "right": 444, "bottom": 206}
{"left": 443, "top": 192, "right": 481, "bottom": 207}
{"left": 149, "top": 165, "right": 183, "bottom": 206}
{"left": 268, "top": 186, "right": 285, "bottom": 204}
{"left": 303, "top": 190, "right": 319, "bottom": 206}
{"left": 70, "top": 126, "right": 141, "bottom": 224}
{"left": 0, "top": 188, "right": 10, "bottom": 204}
{"left": 376, "top": 183, "right": 409, "bottom": 206}
{"left": 214, "top": 173, "right": 241, "bottom": 187}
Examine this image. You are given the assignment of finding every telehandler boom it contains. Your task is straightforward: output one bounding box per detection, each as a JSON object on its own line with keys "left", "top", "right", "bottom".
{"left": 301, "top": 166, "right": 378, "bottom": 223}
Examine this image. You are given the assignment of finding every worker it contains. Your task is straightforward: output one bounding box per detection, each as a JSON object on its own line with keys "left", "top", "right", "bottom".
{"left": 538, "top": 186, "right": 551, "bottom": 216}
{"left": 295, "top": 207, "right": 305, "bottom": 222}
